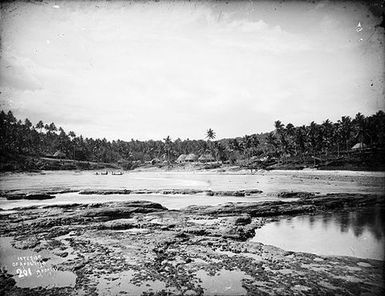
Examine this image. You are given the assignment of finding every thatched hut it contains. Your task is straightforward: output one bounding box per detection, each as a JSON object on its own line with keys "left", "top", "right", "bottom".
{"left": 176, "top": 154, "right": 187, "bottom": 163}
{"left": 351, "top": 142, "right": 367, "bottom": 150}
{"left": 53, "top": 150, "right": 66, "bottom": 159}
{"left": 185, "top": 153, "right": 198, "bottom": 162}
{"left": 151, "top": 158, "right": 161, "bottom": 165}
{"left": 198, "top": 154, "right": 215, "bottom": 163}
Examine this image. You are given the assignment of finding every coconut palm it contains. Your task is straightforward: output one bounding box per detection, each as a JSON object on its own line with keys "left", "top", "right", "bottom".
{"left": 49, "top": 122, "right": 57, "bottom": 133}
{"left": 163, "top": 136, "right": 173, "bottom": 162}
{"left": 338, "top": 116, "right": 352, "bottom": 151}
{"left": 206, "top": 128, "right": 216, "bottom": 140}
{"left": 321, "top": 119, "right": 334, "bottom": 155}
{"left": 266, "top": 132, "right": 279, "bottom": 156}
{"left": 24, "top": 118, "right": 32, "bottom": 129}
{"left": 353, "top": 112, "right": 367, "bottom": 145}
{"left": 36, "top": 120, "right": 44, "bottom": 133}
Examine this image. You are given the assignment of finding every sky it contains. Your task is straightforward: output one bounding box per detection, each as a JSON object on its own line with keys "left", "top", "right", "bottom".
{"left": 0, "top": 0, "right": 384, "bottom": 141}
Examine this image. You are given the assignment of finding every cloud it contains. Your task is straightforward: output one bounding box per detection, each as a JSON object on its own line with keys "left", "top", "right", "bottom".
{"left": 0, "top": 1, "right": 383, "bottom": 140}
{"left": 227, "top": 19, "right": 268, "bottom": 32}
{"left": 209, "top": 18, "right": 312, "bottom": 53}
{"left": 0, "top": 55, "right": 42, "bottom": 91}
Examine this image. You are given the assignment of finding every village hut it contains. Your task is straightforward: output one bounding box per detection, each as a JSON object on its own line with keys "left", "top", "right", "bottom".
{"left": 53, "top": 150, "right": 66, "bottom": 159}
{"left": 185, "top": 153, "right": 198, "bottom": 162}
{"left": 248, "top": 156, "right": 260, "bottom": 163}
{"left": 176, "top": 154, "right": 187, "bottom": 163}
{"left": 151, "top": 158, "right": 161, "bottom": 165}
{"left": 351, "top": 142, "right": 367, "bottom": 150}
{"left": 198, "top": 154, "right": 215, "bottom": 163}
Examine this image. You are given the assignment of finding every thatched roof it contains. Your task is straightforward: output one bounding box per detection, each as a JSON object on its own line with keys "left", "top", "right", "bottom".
{"left": 351, "top": 142, "right": 367, "bottom": 150}
{"left": 176, "top": 154, "right": 187, "bottom": 163}
{"left": 151, "top": 158, "right": 161, "bottom": 164}
{"left": 53, "top": 151, "right": 66, "bottom": 158}
{"left": 185, "top": 153, "right": 198, "bottom": 161}
{"left": 198, "top": 154, "right": 215, "bottom": 162}
{"left": 249, "top": 156, "right": 260, "bottom": 162}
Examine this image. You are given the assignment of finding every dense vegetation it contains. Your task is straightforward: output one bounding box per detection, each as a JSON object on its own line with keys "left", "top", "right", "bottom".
{"left": 1, "top": 110, "right": 384, "bottom": 170}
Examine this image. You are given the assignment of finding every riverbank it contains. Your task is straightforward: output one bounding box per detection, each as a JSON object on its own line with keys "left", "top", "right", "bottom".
{"left": 0, "top": 192, "right": 384, "bottom": 295}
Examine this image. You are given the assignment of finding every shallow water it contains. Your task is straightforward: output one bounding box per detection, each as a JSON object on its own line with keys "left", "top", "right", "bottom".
{"left": 0, "top": 237, "right": 77, "bottom": 288}
{"left": 196, "top": 269, "right": 252, "bottom": 295}
{"left": 0, "top": 192, "right": 291, "bottom": 210}
{"left": 0, "top": 169, "right": 383, "bottom": 193}
{"left": 252, "top": 205, "right": 385, "bottom": 260}
{"left": 96, "top": 270, "right": 174, "bottom": 296}
{"left": 1, "top": 170, "right": 384, "bottom": 210}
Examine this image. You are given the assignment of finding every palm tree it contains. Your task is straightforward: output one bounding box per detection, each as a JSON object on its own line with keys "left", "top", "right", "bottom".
{"left": 266, "top": 132, "right": 279, "bottom": 156}
{"left": 338, "top": 116, "right": 352, "bottom": 151}
{"left": 294, "top": 126, "right": 306, "bottom": 157}
{"left": 205, "top": 128, "right": 216, "bottom": 156}
{"left": 242, "top": 135, "right": 252, "bottom": 157}
{"left": 7, "top": 111, "right": 16, "bottom": 123}
{"left": 274, "top": 120, "right": 289, "bottom": 160}
{"left": 250, "top": 134, "right": 260, "bottom": 156}
{"left": 49, "top": 122, "right": 57, "bottom": 133}
{"left": 307, "top": 121, "right": 318, "bottom": 155}
{"left": 163, "top": 136, "right": 173, "bottom": 162}
{"left": 332, "top": 122, "right": 342, "bottom": 157}
{"left": 321, "top": 119, "right": 333, "bottom": 155}
{"left": 353, "top": 112, "right": 367, "bottom": 147}
{"left": 36, "top": 120, "right": 44, "bottom": 133}
{"left": 24, "top": 118, "right": 32, "bottom": 130}
{"left": 68, "top": 131, "right": 76, "bottom": 159}
{"left": 285, "top": 123, "right": 295, "bottom": 154}
{"left": 44, "top": 124, "right": 50, "bottom": 133}
{"left": 206, "top": 128, "right": 216, "bottom": 140}
{"left": 68, "top": 131, "right": 76, "bottom": 139}
{"left": 213, "top": 141, "right": 226, "bottom": 161}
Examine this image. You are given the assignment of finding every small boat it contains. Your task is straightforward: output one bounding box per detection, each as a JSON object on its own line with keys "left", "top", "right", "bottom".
{"left": 112, "top": 171, "right": 123, "bottom": 175}
{"left": 99, "top": 171, "right": 108, "bottom": 175}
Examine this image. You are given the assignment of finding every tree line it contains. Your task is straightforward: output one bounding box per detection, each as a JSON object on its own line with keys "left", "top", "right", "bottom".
{"left": 1, "top": 110, "right": 384, "bottom": 165}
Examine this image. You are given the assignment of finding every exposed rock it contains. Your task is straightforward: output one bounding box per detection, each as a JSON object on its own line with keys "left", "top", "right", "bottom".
{"left": 0, "top": 191, "right": 383, "bottom": 296}
{"left": 277, "top": 191, "right": 316, "bottom": 199}
{"left": 98, "top": 218, "right": 137, "bottom": 230}
{"left": 3, "top": 189, "right": 76, "bottom": 200}
{"left": 83, "top": 201, "right": 167, "bottom": 219}
{"left": 234, "top": 214, "right": 252, "bottom": 225}
{"left": 25, "top": 193, "right": 55, "bottom": 200}
{"left": 12, "top": 237, "right": 40, "bottom": 249}
{"left": 185, "top": 194, "right": 383, "bottom": 217}
{"left": 76, "top": 188, "right": 263, "bottom": 197}
{"left": 3, "top": 193, "right": 27, "bottom": 200}
{"left": 245, "top": 189, "right": 264, "bottom": 195}
{"left": 54, "top": 251, "right": 69, "bottom": 258}
{"left": 79, "top": 189, "right": 131, "bottom": 195}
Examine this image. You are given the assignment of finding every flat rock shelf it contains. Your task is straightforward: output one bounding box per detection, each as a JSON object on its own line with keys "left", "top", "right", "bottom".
{"left": 0, "top": 191, "right": 384, "bottom": 296}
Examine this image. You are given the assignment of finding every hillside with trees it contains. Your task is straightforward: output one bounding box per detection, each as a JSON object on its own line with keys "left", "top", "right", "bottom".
{"left": 0, "top": 110, "right": 384, "bottom": 171}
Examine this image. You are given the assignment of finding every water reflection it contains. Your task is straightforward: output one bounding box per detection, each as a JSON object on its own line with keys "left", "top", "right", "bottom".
{"left": 252, "top": 205, "right": 385, "bottom": 260}
{"left": 0, "top": 237, "right": 76, "bottom": 288}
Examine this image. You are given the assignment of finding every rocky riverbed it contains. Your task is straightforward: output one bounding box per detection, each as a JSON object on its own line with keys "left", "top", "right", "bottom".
{"left": 0, "top": 193, "right": 384, "bottom": 296}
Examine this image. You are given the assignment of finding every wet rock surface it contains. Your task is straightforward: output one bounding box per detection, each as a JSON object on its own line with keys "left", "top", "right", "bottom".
{"left": 0, "top": 193, "right": 384, "bottom": 295}
{"left": 77, "top": 188, "right": 264, "bottom": 197}
{"left": 1, "top": 189, "right": 78, "bottom": 200}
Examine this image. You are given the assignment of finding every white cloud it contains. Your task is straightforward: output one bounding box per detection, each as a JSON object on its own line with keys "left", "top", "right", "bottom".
{"left": 0, "top": 1, "right": 383, "bottom": 140}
